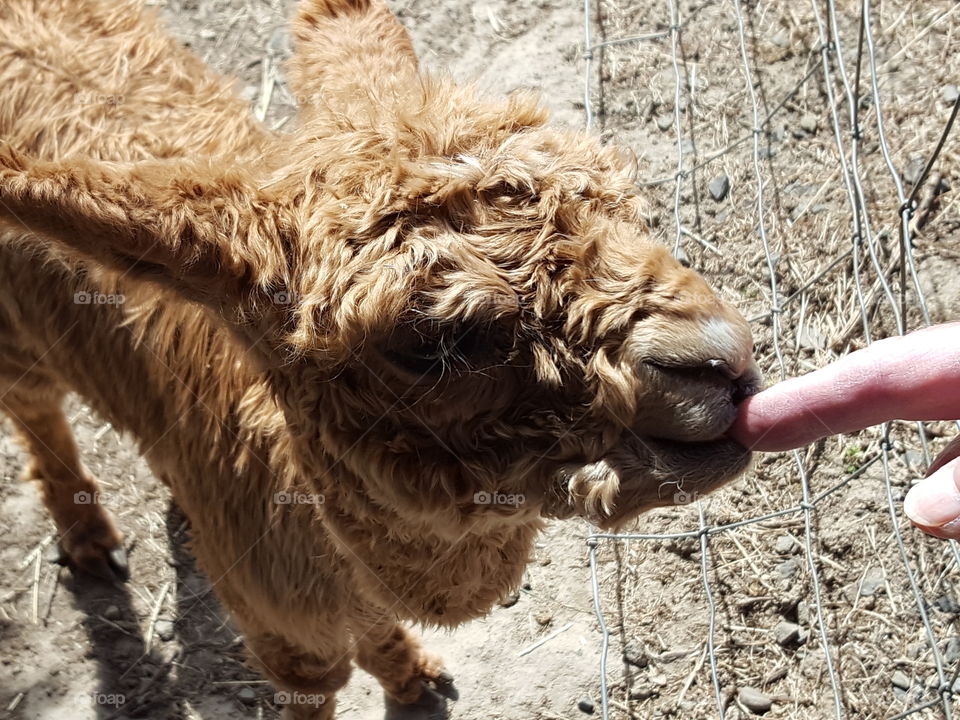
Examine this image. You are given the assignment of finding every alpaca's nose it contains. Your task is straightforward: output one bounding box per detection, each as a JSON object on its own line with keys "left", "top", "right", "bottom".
{"left": 625, "top": 311, "right": 761, "bottom": 442}
{"left": 650, "top": 357, "right": 762, "bottom": 405}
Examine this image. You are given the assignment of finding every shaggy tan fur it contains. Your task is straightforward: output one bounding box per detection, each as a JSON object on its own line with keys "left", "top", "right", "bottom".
{"left": 0, "top": 0, "right": 759, "bottom": 716}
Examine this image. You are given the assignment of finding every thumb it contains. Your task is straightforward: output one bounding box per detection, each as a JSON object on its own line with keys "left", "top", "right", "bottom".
{"left": 903, "top": 457, "right": 960, "bottom": 539}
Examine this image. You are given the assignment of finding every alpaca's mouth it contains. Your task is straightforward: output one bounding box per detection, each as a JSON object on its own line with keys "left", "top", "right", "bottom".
{"left": 554, "top": 429, "right": 752, "bottom": 529}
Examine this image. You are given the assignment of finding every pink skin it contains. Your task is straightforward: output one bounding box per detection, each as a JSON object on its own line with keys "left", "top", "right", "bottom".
{"left": 727, "top": 322, "right": 960, "bottom": 539}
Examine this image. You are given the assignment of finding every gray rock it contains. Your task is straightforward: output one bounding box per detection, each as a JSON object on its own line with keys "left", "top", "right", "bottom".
{"left": 799, "top": 114, "right": 819, "bottom": 134}
{"left": 903, "top": 449, "right": 926, "bottom": 473}
{"left": 936, "top": 595, "right": 960, "bottom": 613}
{"left": 498, "top": 592, "right": 520, "bottom": 608}
{"left": 776, "top": 559, "right": 800, "bottom": 578}
{"left": 623, "top": 642, "right": 649, "bottom": 668}
{"left": 577, "top": 697, "right": 595, "bottom": 714}
{"left": 945, "top": 637, "right": 960, "bottom": 664}
{"left": 891, "top": 670, "right": 911, "bottom": 690}
{"left": 771, "top": 31, "right": 789, "bottom": 48}
{"left": 629, "top": 685, "right": 660, "bottom": 700}
{"left": 103, "top": 605, "right": 121, "bottom": 621}
{"left": 738, "top": 686, "right": 773, "bottom": 714}
{"left": 945, "top": 85, "right": 959, "bottom": 104}
{"left": 773, "top": 621, "right": 803, "bottom": 646}
{"left": 238, "top": 687, "right": 257, "bottom": 704}
{"left": 709, "top": 174, "right": 730, "bottom": 202}
{"left": 902, "top": 156, "right": 926, "bottom": 186}
{"left": 656, "top": 114, "right": 674, "bottom": 131}
{"left": 268, "top": 27, "right": 292, "bottom": 56}
{"left": 154, "top": 619, "right": 175, "bottom": 642}
{"left": 859, "top": 567, "right": 886, "bottom": 597}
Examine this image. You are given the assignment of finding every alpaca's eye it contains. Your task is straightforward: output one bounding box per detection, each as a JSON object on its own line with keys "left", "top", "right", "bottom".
{"left": 385, "top": 342, "right": 444, "bottom": 376}
{"left": 384, "top": 323, "right": 505, "bottom": 378}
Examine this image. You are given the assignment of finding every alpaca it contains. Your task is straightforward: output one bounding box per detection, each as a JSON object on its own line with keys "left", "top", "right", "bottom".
{"left": 0, "top": 0, "right": 759, "bottom": 717}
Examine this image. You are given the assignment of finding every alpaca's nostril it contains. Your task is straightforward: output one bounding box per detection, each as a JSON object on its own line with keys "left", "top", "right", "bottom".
{"left": 730, "top": 364, "right": 762, "bottom": 405}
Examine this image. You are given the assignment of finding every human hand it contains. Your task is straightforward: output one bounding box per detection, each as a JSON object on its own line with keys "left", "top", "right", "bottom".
{"left": 728, "top": 322, "right": 960, "bottom": 538}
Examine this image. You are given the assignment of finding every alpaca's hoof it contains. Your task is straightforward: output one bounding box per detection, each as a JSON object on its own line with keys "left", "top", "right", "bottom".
{"left": 391, "top": 655, "right": 457, "bottom": 704}
{"left": 53, "top": 537, "right": 129, "bottom": 582}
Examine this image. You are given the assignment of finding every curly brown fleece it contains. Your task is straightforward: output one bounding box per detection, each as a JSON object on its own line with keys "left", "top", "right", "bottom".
{"left": 0, "top": 0, "right": 759, "bottom": 717}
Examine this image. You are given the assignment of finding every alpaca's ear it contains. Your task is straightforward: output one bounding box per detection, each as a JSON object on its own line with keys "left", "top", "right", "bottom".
{"left": 287, "top": 0, "right": 419, "bottom": 116}
{"left": 0, "top": 147, "right": 286, "bottom": 316}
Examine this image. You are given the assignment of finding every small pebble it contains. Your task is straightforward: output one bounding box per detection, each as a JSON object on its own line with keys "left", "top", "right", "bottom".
{"left": 238, "top": 687, "right": 257, "bottom": 705}
{"left": 771, "top": 31, "right": 789, "bottom": 48}
{"left": 623, "top": 642, "right": 649, "bottom": 668}
{"left": 498, "top": 592, "right": 520, "bottom": 609}
{"left": 773, "top": 621, "right": 803, "bottom": 646}
{"left": 945, "top": 637, "right": 960, "bottom": 664}
{"left": 935, "top": 595, "right": 960, "bottom": 614}
{"left": 945, "top": 85, "right": 959, "bottom": 104}
{"left": 708, "top": 174, "right": 730, "bottom": 202}
{"left": 629, "top": 685, "right": 659, "bottom": 700}
{"left": 656, "top": 114, "right": 674, "bottom": 131}
{"left": 154, "top": 619, "right": 176, "bottom": 642}
{"left": 268, "top": 27, "right": 292, "bottom": 55}
{"left": 902, "top": 156, "right": 926, "bottom": 186}
{"left": 859, "top": 568, "right": 885, "bottom": 597}
{"left": 775, "top": 559, "right": 799, "bottom": 578}
{"left": 103, "top": 605, "right": 121, "bottom": 621}
{"left": 799, "top": 114, "right": 819, "bottom": 134}
{"left": 738, "top": 686, "right": 773, "bottom": 714}
{"left": 891, "top": 670, "right": 911, "bottom": 690}
{"left": 534, "top": 611, "right": 552, "bottom": 626}
{"left": 577, "top": 696, "right": 595, "bottom": 714}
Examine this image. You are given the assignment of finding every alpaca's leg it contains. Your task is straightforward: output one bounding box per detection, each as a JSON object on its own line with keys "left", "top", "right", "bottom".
{"left": 0, "top": 382, "right": 126, "bottom": 580}
{"left": 354, "top": 617, "right": 449, "bottom": 704}
{"left": 244, "top": 632, "right": 353, "bottom": 720}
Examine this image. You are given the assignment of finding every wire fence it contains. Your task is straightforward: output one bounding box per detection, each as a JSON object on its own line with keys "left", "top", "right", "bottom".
{"left": 581, "top": 0, "right": 960, "bottom": 717}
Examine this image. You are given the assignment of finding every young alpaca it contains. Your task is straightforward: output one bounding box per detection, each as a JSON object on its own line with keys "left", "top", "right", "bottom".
{"left": 0, "top": 0, "right": 759, "bottom": 717}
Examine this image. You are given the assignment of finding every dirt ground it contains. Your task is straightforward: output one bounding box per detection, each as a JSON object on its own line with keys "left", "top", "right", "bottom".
{"left": 2, "top": 0, "right": 960, "bottom": 719}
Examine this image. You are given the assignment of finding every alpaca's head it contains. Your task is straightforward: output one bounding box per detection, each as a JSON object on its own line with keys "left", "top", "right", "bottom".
{"left": 243, "top": 81, "right": 759, "bottom": 532}
{"left": 0, "top": 3, "right": 758, "bottom": 534}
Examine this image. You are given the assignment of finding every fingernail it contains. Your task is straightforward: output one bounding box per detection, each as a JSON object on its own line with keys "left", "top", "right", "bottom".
{"left": 904, "top": 462, "right": 960, "bottom": 527}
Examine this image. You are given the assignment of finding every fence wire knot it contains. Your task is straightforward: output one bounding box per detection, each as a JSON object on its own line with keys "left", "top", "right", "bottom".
{"left": 899, "top": 201, "right": 916, "bottom": 219}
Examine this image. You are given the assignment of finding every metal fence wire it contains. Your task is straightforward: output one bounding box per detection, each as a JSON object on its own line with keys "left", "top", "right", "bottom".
{"left": 581, "top": 0, "right": 960, "bottom": 717}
